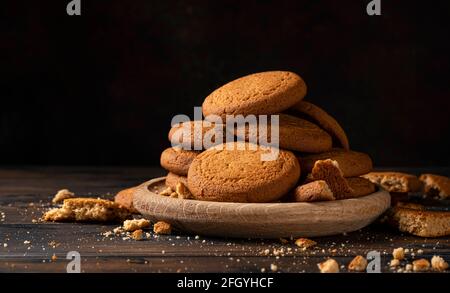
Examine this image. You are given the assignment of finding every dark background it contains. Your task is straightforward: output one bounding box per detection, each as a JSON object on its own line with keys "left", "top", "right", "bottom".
{"left": 1, "top": 0, "right": 449, "bottom": 166}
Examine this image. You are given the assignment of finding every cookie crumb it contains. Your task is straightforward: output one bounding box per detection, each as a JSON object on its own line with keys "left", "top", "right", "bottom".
{"left": 175, "top": 182, "right": 192, "bottom": 199}
{"left": 413, "top": 259, "right": 430, "bottom": 272}
{"left": 270, "top": 264, "right": 278, "bottom": 272}
{"left": 431, "top": 256, "right": 448, "bottom": 271}
{"left": 159, "top": 187, "right": 173, "bottom": 196}
{"left": 390, "top": 259, "right": 400, "bottom": 267}
{"left": 52, "top": 189, "right": 75, "bottom": 204}
{"left": 318, "top": 259, "right": 339, "bottom": 273}
{"left": 260, "top": 268, "right": 266, "bottom": 273}
{"left": 392, "top": 247, "right": 405, "bottom": 260}
{"left": 131, "top": 229, "right": 144, "bottom": 241}
{"left": 123, "top": 219, "right": 150, "bottom": 232}
{"left": 405, "top": 264, "right": 413, "bottom": 271}
{"left": 348, "top": 255, "right": 367, "bottom": 272}
{"left": 295, "top": 238, "right": 317, "bottom": 250}
{"left": 153, "top": 221, "right": 172, "bottom": 235}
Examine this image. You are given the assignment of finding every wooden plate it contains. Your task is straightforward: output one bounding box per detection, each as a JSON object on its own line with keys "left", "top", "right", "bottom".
{"left": 134, "top": 177, "right": 391, "bottom": 238}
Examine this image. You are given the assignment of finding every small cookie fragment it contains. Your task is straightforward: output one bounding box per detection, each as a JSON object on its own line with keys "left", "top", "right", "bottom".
{"left": 114, "top": 187, "right": 138, "bottom": 213}
{"left": 361, "top": 172, "right": 422, "bottom": 193}
{"left": 43, "top": 198, "right": 131, "bottom": 223}
{"left": 317, "top": 259, "right": 339, "bottom": 273}
{"left": 311, "top": 159, "right": 353, "bottom": 199}
{"left": 293, "top": 180, "right": 335, "bottom": 202}
{"left": 52, "top": 189, "right": 75, "bottom": 204}
{"left": 294, "top": 238, "right": 317, "bottom": 250}
{"left": 392, "top": 247, "right": 405, "bottom": 260}
{"left": 348, "top": 255, "right": 368, "bottom": 272}
{"left": 412, "top": 259, "right": 430, "bottom": 272}
{"left": 153, "top": 221, "right": 172, "bottom": 235}
{"left": 166, "top": 172, "right": 188, "bottom": 191}
{"left": 175, "top": 182, "right": 192, "bottom": 199}
{"left": 123, "top": 218, "right": 150, "bottom": 232}
{"left": 159, "top": 187, "right": 173, "bottom": 196}
{"left": 390, "top": 259, "right": 400, "bottom": 267}
{"left": 419, "top": 174, "right": 450, "bottom": 199}
{"left": 431, "top": 256, "right": 449, "bottom": 271}
{"left": 131, "top": 229, "right": 144, "bottom": 241}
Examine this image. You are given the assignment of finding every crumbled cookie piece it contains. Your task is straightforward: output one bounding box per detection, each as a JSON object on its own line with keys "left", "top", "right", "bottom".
{"left": 393, "top": 247, "right": 405, "bottom": 260}
{"left": 131, "top": 229, "right": 144, "bottom": 241}
{"left": 293, "top": 180, "right": 335, "bottom": 202}
{"left": 43, "top": 198, "right": 131, "bottom": 222}
{"left": 270, "top": 264, "right": 278, "bottom": 272}
{"left": 390, "top": 259, "right": 400, "bottom": 267}
{"left": 175, "top": 182, "right": 192, "bottom": 199}
{"left": 405, "top": 264, "right": 413, "bottom": 271}
{"left": 348, "top": 255, "right": 367, "bottom": 272}
{"left": 153, "top": 221, "right": 172, "bottom": 235}
{"left": 159, "top": 187, "right": 173, "bottom": 196}
{"left": 318, "top": 259, "right": 339, "bottom": 273}
{"left": 311, "top": 159, "right": 353, "bottom": 199}
{"left": 52, "top": 189, "right": 75, "bottom": 204}
{"left": 123, "top": 218, "right": 150, "bottom": 232}
{"left": 419, "top": 174, "right": 450, "bottom": 199}
{"left": 295, "top": 238, "right": 317, "bottom": 250}
{"left": 361, "top": 172, "right": 422, "bottom": 193}
{"left": 431, "top": 256, "right": 449, "bottom": 271}
{"left": 412, "top": 259, "right": 430, "bottom": 272}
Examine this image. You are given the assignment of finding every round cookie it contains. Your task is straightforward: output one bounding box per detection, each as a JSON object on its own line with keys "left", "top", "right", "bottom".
{"left": 160, "top": 147, "right": 200, "bottom": 175}
{"left": 168, "top": 120, "right": 224, "bottom": 150}
{"left": 290, "top": 101, "right": 350, "bottom": 150}
{"left": 165, "top": 172, "right": 188, "bottom": 191}
{"left": 298, "top": 148, "right": 372, "bottom": 177}
{"left": 235, "top": 113, "right": 332, "bottom": 153}
{"left": 203, "top": 71, "right": 307, "bottom": 119}
{"left": 187, "top": 142, "right": 301, "bottom": 203}
{"left": 346, "top": 177, "right": 376, "bottom": 198}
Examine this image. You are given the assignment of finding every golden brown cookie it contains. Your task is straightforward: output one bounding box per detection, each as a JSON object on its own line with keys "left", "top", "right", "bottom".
{"left": 168, "top": 120, "right": 224, "bottom": 150}
{"left": 160, "top": 147, "right": 200, "bottom": 175}
{"left": 311, "top": 159, "right": 353, "bottom": 199}
{"left": 202, "top": 71, "right": 307, "bottom": 119}
{"left": 290, "top": 101, "right": 350, "bottom": 150}
{"left": 346, "top": 177, "right": 376, "bottom": 198}
{"left": 361, "top": 172, "right": 423, "bottom": 193}
{"left": 419, "top": 174, "right": 450, "bottom": 199}
{"left": 293, "top": 180, "right": 335, "bottom": 202}
{"left": 187, "top": 142, "right": 300, "bottom": 203}
{"left": 43, "top": 198, "right": 131, "bottom": 222}
{"left": 114, "top": 187, "right": 138, "bottom": 213}
{"left": 234, "top": 113, "right": 332, "bottom": 153}
{"left": 298, "top": 148, "right": 373, "bottom": 177}
{"left": 165, "top": 172, "right": 188, "bottom": 191}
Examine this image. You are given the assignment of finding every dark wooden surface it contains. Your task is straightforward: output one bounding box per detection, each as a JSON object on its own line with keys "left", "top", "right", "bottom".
{"left": 0, "top": 166, "right": 449, "bottom": 273}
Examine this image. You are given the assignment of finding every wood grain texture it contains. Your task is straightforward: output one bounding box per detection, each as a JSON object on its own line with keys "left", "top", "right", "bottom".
{"left": 134, "top": 177, "right": 391, "bottom": 238}
{"left": 0, "top": 167, "right": 448, "bottom": 273}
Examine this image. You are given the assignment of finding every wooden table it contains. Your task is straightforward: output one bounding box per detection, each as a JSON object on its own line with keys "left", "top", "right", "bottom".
{"left": 0, "top": 166, "right": 448, "bottom": 273}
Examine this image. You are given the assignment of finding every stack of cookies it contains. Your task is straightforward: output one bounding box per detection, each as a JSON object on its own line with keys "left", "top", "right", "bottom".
{"left": 159, "top": 71, "right": 377, "bottom": 203}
